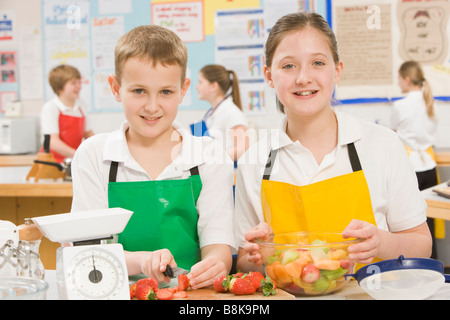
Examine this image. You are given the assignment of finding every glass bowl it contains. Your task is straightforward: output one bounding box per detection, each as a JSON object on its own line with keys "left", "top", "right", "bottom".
{"left": 256, "top": 232, "right": 362, "bottom": 296}
{"left": 0, "top": 277, "right": 49, "bottom": 300}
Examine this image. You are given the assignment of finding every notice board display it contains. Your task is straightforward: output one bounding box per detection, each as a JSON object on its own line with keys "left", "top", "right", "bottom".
{"left": 331, "top": 0, "right": 450, "bottom": 104}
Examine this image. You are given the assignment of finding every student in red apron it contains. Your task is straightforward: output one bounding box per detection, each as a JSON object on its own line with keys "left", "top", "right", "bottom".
{"left": 40, "top": 65, "right": 94, "bottom": 163}
{"left": 234, "top": 12, "right": 432, "bottom": 273}
{"left": 70, "top": 26, "right": 235, "bottom": 289}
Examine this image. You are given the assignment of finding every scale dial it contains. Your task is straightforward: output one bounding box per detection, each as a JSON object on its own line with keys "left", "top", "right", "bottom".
{"left": 65, "top": 246, "right": 127, "bottom": 299}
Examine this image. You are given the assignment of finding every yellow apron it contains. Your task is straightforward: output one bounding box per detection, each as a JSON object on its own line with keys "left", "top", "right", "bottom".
{"left": 405, "top": 145, "right": 444, "bottom": 239}
{"left": 261, "top": 143, "right": 379, "bottom": 267}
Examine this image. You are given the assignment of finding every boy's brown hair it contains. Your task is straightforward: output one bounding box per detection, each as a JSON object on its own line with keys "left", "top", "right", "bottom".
{"left": 114, "top": 25, "right": 188, "bottom": 84}
{"left": 48, "top": 64, "right": 81, "bottom": 95}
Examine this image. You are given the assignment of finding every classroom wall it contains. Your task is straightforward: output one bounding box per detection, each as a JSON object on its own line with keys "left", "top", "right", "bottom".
{"left": 1, "top": 0, "right": 449, "bottom": 150}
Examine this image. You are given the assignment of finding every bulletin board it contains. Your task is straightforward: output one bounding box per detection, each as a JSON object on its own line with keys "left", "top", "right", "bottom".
{"left": 40, "top": 0, "right": 264, "bottom": 114}
{"left": 40, "top": 0, "right": 329, "bottom": 115}
{"left": 330, "top": 0, "right": 450, "bottom": 104}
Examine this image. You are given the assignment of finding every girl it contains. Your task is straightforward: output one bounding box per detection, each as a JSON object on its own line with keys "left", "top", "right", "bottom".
{"left": 391, "top": 60, "right": 439, "bottom": 258}
{"left": 196, "top": 64, "right": 249, "bottom": 161}
{"left": 234, "top": 12, "right": 432, "bottom": 273}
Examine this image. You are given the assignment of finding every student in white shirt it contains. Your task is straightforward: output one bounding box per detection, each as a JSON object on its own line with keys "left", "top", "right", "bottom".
{"left": 391, "top": 60, "right": 438, "bottom": 258}
{"left": 40, "top": 65, "right": 94, "bottom": 162}
{"left": 196, "top": 64, "right": 249, "bottom": 162}
{"left": 71, "top": 25, "right": 235, "bottom": 289}
{"left": 235, "top": 12, "right": 432, "bottom": 273}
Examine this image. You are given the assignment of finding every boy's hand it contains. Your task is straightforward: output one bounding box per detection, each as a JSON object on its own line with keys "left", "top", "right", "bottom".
{"left": 140, "top": 249, "right": 176, "bottom": 283}
{"left": 187, "top": 255, "right": 227, "bottom": 290}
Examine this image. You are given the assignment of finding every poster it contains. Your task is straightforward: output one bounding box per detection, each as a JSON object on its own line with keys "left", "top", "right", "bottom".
{"left": 151, "top": 1, "right": 204, "bottom": 42}
{"left": 92, "top": 16, "right": 124, "bottom": 71}
{"left": 19, "top": 26, "right": 44, "bottom": 100}
{"left": 0, "top": 10, "right": 15, "bottom": 43}
{"left": 0, "top": 51, "right": 17, "bottom": 83}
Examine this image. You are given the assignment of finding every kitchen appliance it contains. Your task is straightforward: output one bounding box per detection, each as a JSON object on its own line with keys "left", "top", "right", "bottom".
{"left": 0, "top": 221, "right": 19, "bottom": 277}
{"left": 346, "top": 255, "right": 450, "bottom": 300}
{"left": 26, "top": 135, "right": 66, "bottom": 182}
{"left": 0, "top": 117, "right": 36, "bottom": 154}
{"left": 31, "top": 208, "right": 133, "bottom": 300}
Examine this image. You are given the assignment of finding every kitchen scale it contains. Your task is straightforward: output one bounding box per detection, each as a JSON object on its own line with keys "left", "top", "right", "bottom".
{"left": 32, "top": 208, "right": 133, "bottom": 300}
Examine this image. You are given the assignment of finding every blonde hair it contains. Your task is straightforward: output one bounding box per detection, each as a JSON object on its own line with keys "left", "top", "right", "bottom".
{"left": 200, "top": 64, "right": 242, "bottom": 110}
{"left": 399, "top": 60, "right": 435, "bottom": 118}
{"left": 265, "top": 12, "right": 340, "bottom": 113}
{"left": 48, "top": 64, "right": 81, "bottom": 95}
{"left": 114, "top": 25, "right": 187, "bottom": 84}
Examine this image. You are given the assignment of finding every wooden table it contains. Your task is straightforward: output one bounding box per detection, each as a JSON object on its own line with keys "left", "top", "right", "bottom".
{"left": 422, "top": 182, "right": 450, "bottom": 221}
{"left": 0, "top": 166, "right": 72, "bottom": 270}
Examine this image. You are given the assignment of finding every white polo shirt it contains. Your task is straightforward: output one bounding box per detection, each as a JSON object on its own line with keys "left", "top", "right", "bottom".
{"left": 40, "top": 96, "right": 91, "bottom": 135}
{"left": 234, "top": 109, "right": 427, "bottom": 248}
{"left": 205, "top": 97, "right": 248, "bottom": 150}
{"left": 390, "top": 91, "right": 437, "bottom": 172}
{"left": 71, "top": 120, "right": 236, "bottom": 250}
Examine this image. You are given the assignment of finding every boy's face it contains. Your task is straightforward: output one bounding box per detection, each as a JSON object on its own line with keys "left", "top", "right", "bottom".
{"left": 59, "top": 78, "right": 81, "bottom": 102}
{"left": 109, "top": 57, "right": 190, "bottom": 142}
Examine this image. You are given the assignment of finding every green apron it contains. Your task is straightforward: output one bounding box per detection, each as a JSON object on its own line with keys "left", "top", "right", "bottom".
{"left": 108, "top": 161, "right": 202, "bottom": 270}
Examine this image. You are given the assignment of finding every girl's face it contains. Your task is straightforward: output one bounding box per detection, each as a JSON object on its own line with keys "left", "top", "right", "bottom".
{"left": 196, "top": 72, "right": 216, "bottom": 102}
{"left": 265, "top": 27, "right": 343, "bottom": 117}
{"left": 109, "top": 57, "right": 190, "bottom": 142}
{"left": 398, "top": 74, "right": 410, "bottom": 94}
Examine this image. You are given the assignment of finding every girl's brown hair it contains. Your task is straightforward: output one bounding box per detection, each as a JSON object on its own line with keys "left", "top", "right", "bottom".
{"left": 399, "top": 60, "right": 435, "bottom": 118}
{"left": 265, "top": 12, "right": 340, "bottom": 113}
{"left": 199, "top": 64, "right": 242, "bottom": 110}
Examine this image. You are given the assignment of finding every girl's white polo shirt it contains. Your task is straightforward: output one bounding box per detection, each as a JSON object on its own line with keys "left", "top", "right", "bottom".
{"left": 206, "top": 97, "right": 248, "bottom": 150}
{"left": 234, "top": 110, "right": 427, "bottom": 248}
{"left": 71, "top": 120, "right": 236, "bottom": 250}
{"left": 391, "top": 91, "right": 437, "bottom": 172}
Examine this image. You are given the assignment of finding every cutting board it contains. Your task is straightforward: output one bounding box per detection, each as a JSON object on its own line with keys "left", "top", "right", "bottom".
{"left": 180, "top": 287, "right": 295, "bottom": 300}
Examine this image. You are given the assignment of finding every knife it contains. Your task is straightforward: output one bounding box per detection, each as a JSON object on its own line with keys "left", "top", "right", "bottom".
{"left": 163, "top": 265, "right": 189, "bottom": 278}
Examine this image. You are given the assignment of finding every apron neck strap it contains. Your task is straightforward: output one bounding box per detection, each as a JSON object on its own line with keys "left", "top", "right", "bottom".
{"left": 108, "top": 161, "right": 200, "bottom": 183}
{"left": 262, "top": 142, "right": 362, "bottom": 181}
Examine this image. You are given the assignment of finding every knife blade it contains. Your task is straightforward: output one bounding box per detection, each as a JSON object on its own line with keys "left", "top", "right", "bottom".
{"left": 163, "top": 265, "right": 189, "bottom": 278}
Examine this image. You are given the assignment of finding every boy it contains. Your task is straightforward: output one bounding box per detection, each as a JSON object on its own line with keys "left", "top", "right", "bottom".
{"left": 40, "top": 64, "right": 94, "bottom": 163}
{"left": 70, "top": 25, "right": 235, "bottom": 289}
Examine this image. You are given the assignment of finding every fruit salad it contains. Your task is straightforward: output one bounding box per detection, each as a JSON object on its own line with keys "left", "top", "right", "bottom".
{"left": 259, "top": 236, "right": 359, "bottom": 296}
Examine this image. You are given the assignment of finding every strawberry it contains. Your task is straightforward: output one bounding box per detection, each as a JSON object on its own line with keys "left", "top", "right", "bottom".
{"left": 213, "top": 275, "right": 230, "bottom": 293}
{"left": 178, "top": 274, "right": 190, "bottom": 291}
{"left": 156, "top": 288, "right": 174, "bottom": 300}
{"left": 136, "top": 278, "right": 158, "bottom": 291}
{"left": 134, "top": 284, "right": 157, "bottom": 300}
{"left": 173, "top": 291, "right": 188, "bottom": 299}
{"left": 229, "top": 277, "right": 256, "bottom": 295}
{"left": 129, "top": 283, "right": 136, "bottom": 299}
{"left": 301, "top": 263, "right": 320, "bottom": 284}
{"left": 233, "top": 272, "right": 245, "bottom": 278}
{"left": 243, "top": 271, "right": 265, "bottom": 291}
{"left": 169, "top": 286, "right": 180, "bottom": 293}
{"left": 260, "top": 276, "right": 277, "bottom": 296}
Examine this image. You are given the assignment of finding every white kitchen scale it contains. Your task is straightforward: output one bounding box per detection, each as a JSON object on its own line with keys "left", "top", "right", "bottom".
{"left": 32, "top": 208, "right": 133, "bottom": 300}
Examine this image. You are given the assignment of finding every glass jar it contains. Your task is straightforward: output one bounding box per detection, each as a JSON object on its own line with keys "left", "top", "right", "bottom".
{"left": 16, "top": 219, "right": 45, "bottom": 280}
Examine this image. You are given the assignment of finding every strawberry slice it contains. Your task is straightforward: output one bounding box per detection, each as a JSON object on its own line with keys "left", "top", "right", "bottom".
{"left": 178, "top": 274, "right": 190, "bottom": 291}
{"left": 156, "top": 288, "right": 174, "bottom": 300}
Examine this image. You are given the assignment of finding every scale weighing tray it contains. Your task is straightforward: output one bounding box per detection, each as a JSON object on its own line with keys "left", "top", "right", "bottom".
{"left": 31, "top": 208, "right": 133, "bottom": 243}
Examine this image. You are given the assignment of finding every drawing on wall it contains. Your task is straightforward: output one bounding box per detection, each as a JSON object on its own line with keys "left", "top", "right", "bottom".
{"left": 398, "top": 0, "right": 450, "bottom": 64}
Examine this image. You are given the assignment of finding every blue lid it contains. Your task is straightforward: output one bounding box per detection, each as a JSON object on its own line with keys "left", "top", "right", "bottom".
{"left": 348, "top": 255, "right": 445, "bottom": 283}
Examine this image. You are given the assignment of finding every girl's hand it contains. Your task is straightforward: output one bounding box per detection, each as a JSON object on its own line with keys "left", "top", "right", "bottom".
{"left": 187, "top": 255, "right": 228, "bottom": 290}
{"left": 139, "top": 249, "right": 176, "bottom": 283}
{"left": 342, "top": 219, "right": 381, "bottom": 264}
{"left": 242, "top": 222, "right": 272, "bottom": 266}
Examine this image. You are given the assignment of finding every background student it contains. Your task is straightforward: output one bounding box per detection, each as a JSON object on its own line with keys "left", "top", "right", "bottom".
{"left": 391, "top": 60, "right": 439, "bottom": 258}
{"left": 234, "top": 12, "right": 432, "bottom": 273}
{"left": 40, "top": 64, "right": 94, "bottom": 163}
{"left": 195, "top": 64, "right": 249, "bottom": 162}
{"left": 70, "top": 25, "right": 235, "bottom": 289}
